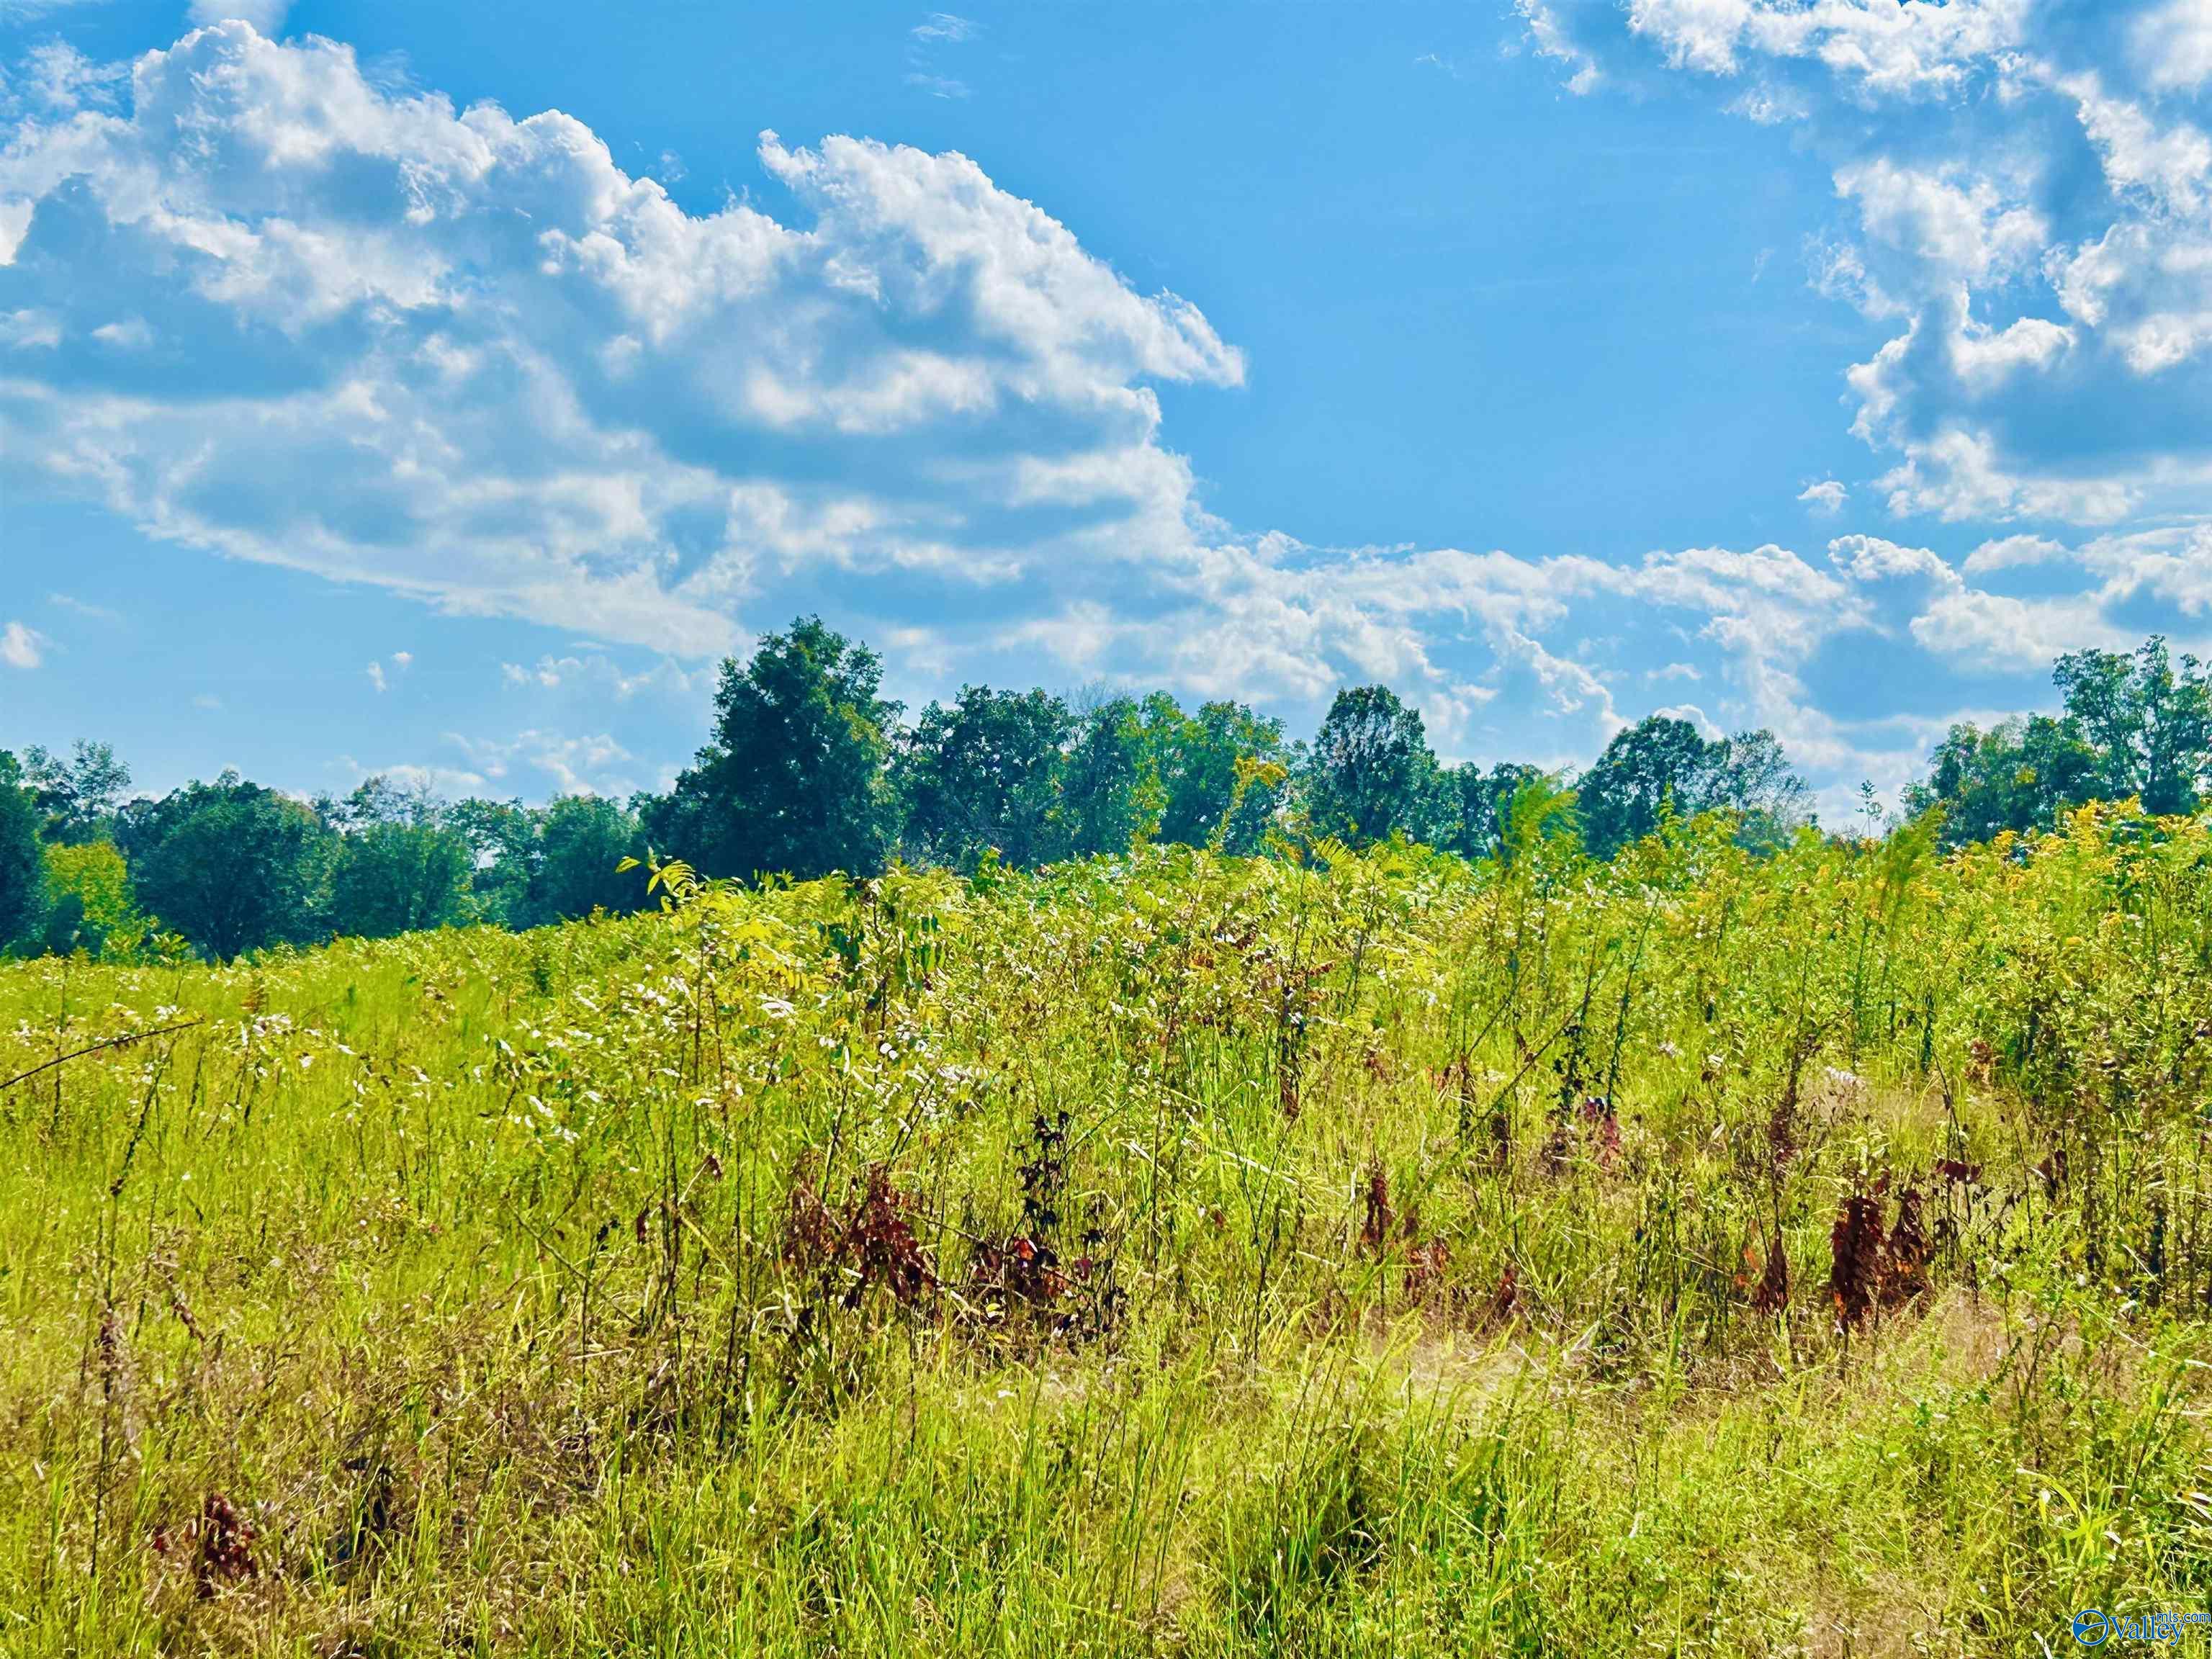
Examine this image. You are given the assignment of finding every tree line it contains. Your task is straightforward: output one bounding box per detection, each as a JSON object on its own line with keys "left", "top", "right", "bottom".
{"left": 3, "top": 618, "right": 2204, "bottom": 962}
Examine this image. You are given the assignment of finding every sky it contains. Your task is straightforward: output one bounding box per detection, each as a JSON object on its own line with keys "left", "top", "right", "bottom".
{"left": 4, "top": 0, "right": 2212, "bottom": 820}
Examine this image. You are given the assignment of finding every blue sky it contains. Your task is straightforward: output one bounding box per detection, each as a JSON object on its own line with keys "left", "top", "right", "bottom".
{"left": 4, "top": 0, "right": 2212, "bottom": 819}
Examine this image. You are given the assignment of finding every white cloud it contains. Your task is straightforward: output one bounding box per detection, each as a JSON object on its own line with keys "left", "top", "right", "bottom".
{"left": 1910, "top": 586, "right": 2124, "bottom": 671}
{"left": 445, "top": 729, "right": 641, "bottom": 797}
{"left": 1829, "top": 531, "right": 1956, "bottom": 585}
{"left": 1524, "top": 1, "right": 2212, "bottom": 528}
{"left": 89, "top": 316, "right": 152, "bottom": 349}
{"left": 0, "top": 24, "right": 1242, "bottom": 660}
{"left": 2134, "top": 0, "right": 2212, "bottom": 94}
{"left": 335, "top": 755, "right": 487, "bottom": 799}
{"left": 1, "top": 621, "right": 42, "bottom": 668}
{"left": 1798, "top": 478, "right": 1847, "bottom": 513}
{"left": 1627, "top": 0, "right": 1755, "bottom": 76}
{"left": 1516, "top": 1, "right": 1603, "bottom": 94}
{"left": 1654, "top": 700, "right": 1723, "bottom": 739}
{"left": 366, "top": 661, "right": 387, "bottom": 693}
{"left": 1962, "top": 532, "right": 2067, "bottom": 574}
{"left": 1835, "top": 160, "right": 2044, "bottom": 286}
{"left": 48, "top": 591, "right": 120, "bottom": 622}
{"left": 0, "top": 308, "right": 59, "bottom": 349}
{"left": 19, "top": 40, "right": 123, "bottom": 113}
{"left": 1626, "top": 0, "right": 2028, "bottom": 93}
{"left": 501, "top": 650, "right": 702, "bottom": 698}
{"left": 186, "top": 1, "right": 292, "bottom": 32}
{"left": 911, "top": 13, "right": 975, "bottom": 44}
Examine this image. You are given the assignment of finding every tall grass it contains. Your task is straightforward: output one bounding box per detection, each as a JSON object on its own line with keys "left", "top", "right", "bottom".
{"left": 2, "top": 806, "right": 2208, "bottom": 1655}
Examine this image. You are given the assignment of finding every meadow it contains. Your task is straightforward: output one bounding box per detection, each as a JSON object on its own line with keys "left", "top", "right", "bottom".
{"left": 3, "top": 809, "right": 2208, "bottom": 1655}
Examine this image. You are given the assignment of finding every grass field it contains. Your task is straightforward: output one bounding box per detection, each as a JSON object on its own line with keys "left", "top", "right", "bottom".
{"left": 4, "top": 811, "right": 2209, "bottom": 1655}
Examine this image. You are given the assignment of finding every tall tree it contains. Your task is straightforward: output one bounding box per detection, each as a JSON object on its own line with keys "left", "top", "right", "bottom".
{"left": 896, "top": 686, "right": 1073, "bottom": 871}
{"left": 1438, "top": 761, "right": 1545, "bottom": 862}
{"left": 1303, "top": 685, "right": 1439, "bottom": 848}
{"left": 0, "top": 752, "right": 48, "bottom": 948}
{"left": 1146, "top": 695, "right": 1288, "bottom": 854}
{"left": 445, "top": 797, "right": 537, "bottom": 927}
{"left": 1707, "top": 729, "right": 1812, "bottom": 850}
{"left": 1907, "top": 715, "right": 2100, "bottom": 846}
{"left": 320, "top": 774, "right": 441, "bottom": 831}
{"left": 1575, "top": 716, "right": 1718, "bottom": 860}
{"left": 119, "top": 773, "right": 334, "bottom": 960}
{"left": 1056, "top": 696, "right": 1163, "bottom": 858}
{"left": 331, "top": 822, "right": 475, "bottom": 938}
{"left": 648, "top": 618, "right": 901, "bottom": 882}
{"left": 527, "top": 796, "right": 646, "bottom": 925}
{"left": 2054, "top": 637, "right": 2212, "bottom": 816}
{"left": 23, "top": 740, "right": 132, "bottom": 844}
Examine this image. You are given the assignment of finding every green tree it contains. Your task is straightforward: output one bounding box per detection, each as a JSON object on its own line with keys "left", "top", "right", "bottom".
{"left": 1146, "top": 695, "right": 1287, "bottom": 854}
{"left": 446, "top": 797, "right": 537, "bottom": 926}
{"left": 0, "top": 752, "right": 48, "bottom": 949}
{"left": 1707, "top": 728, "right": 1812, "bottom": 850}
{"left": 320, "top": 774, "right": 441, "bottom": 832}
{"left": 37, "top": 840, "right": 150, "bottom": 958}
{"left": 527, "top": 796, "right": 646, "bottom": 925}
{"left": 1438, "top": 761, "right": 1545, "bottom": 862}
{"left": 23, "top": 740, "right": 132, "bottom": 844}
{"left": 1575, "top": 716, "right": 1718, "bottom": 860}
{"left": 2054, "top": 637, "right": 2212, "bottom": 816}
{"left": 331, "top": 822, "right": 475, "bottom": 938}
{"left": 119, "top": 773, "right": 335, "bottom": 960}
{"left": 1907, "top": 715, "right": 2101, "bottom": 847}
{"left": 1056, "top": 696, "right": 1163, "bottom": 858}
{"left": 896, "top": 687, "right": 1073, "bottom": 871}
{"left": 1303, "top": 685, "right": 1439, "bottom": 848}
{"left": 647, "top": 618, "right": 901, "bottom": 882}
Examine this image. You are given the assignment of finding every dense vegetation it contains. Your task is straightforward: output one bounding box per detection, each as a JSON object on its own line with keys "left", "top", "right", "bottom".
{"left": 4, "top": 801, "right": 2208, "bottom": 1654}
{"left": 6, "top": 624, "right": 2208, "bottom": 968}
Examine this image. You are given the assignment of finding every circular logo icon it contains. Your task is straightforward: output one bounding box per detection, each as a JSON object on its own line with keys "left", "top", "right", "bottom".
{"left": 2073, "top": 1609, "right": 2110, "bottom": 1647}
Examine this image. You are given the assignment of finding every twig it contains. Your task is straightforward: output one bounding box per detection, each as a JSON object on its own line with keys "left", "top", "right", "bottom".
{"left": 0, "top": 1019, "right": 205, "bottom": 1093}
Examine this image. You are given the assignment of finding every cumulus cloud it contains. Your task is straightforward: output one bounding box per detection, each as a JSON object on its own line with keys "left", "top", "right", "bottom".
{"left": 0, "top": 21, "right": 1965, "bottom": 796}
{"left": 364, "top": 649, "right": 409, "bottom": 692}
{"left": 2133, "top": 0, "right": 2212, "bottom": 94}
{"left": 186, "top": 1, "right": 292, "bottom": 33}
{"left": 1, "top": 620, "right": 43, "bottom": 668}
{"left": 0, "top": 24, "right": 1241, "bottom": 662}
{"left": 1834, "top": 159, "right": 2044, "bottom": 287}
{"left": 12, "top": 16, "right": 2212, "bottom": 816}
{"left": 1520, "top": 0, "right": 2212, "bottom": 529}
{"left": 17, "top": 40, "right": 124, "bottom": 113}
{"left": 1963, "top": 532, "right": 2068, "bottom": 574}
